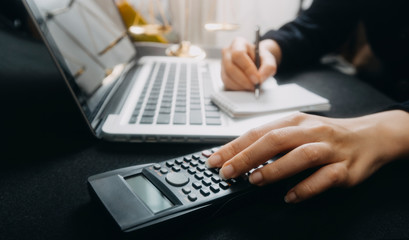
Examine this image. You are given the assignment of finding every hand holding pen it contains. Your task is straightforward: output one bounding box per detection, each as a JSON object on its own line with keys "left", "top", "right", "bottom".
{"left": 220, "top": 26, "right": 282, "bottom": 93}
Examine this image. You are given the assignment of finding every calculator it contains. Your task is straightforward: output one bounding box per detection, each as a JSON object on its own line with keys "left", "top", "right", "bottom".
{"left": 88, "top": 147, "right": 273, "bottom": 232}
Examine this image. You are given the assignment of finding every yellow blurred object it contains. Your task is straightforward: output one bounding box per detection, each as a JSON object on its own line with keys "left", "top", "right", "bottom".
{"left": 116, "top": 0, "right": 168, "bottom": 43}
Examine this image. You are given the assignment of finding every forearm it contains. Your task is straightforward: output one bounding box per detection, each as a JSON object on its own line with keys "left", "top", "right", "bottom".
{"left": 262, "top": 0, "right": 359, "bottom": 71}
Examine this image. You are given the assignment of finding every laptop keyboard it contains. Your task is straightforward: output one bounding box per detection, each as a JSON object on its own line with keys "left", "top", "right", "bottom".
{"left": 129, "top": 62, "right": 222, "bottom": 126}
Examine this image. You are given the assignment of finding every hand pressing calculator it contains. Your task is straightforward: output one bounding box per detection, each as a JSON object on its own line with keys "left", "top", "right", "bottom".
{"left": 88, "top": 147, "right": 273, "bottom": 232}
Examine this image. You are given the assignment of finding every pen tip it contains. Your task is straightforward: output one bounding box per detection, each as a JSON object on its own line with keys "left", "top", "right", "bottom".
{"left": 255, "top": 88, "right": 260, "bottom": 99}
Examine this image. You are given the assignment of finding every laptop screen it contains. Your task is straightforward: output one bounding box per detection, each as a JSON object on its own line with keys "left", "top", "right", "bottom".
{"left": 24, "top": 0, "right": 136, "bottom": 123}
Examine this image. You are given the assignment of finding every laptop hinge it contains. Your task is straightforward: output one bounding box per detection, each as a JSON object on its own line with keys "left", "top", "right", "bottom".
{"left": 92, "top": 60, "right": 141, "bottom": 137}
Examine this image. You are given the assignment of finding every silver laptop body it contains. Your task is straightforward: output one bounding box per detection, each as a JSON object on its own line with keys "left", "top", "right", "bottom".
{"left": 23, "top": 0, "right": 292, "bottom": 143}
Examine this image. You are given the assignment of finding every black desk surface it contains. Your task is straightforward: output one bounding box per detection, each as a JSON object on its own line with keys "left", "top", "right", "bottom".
{"left": 1, "top": 29, "right": 409, "bottom": 240}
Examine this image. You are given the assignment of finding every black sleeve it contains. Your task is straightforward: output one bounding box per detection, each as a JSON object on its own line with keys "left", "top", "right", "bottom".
{"left": 261, "top": 0, "right": 360, "bottom": 71}
{"left": 385, "top": 101, "right": 409, "bottom": 113}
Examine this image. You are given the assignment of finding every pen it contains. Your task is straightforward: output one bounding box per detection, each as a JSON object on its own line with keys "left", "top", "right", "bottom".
{"left": 254, "top": 26, "right": 261, "bottom": 99}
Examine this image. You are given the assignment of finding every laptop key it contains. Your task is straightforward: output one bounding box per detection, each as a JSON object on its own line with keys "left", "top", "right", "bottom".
{"left": 140, "top": 117, "right": 154, "bottom": 124}
{"left": 177, "top": 92, "right": 186, "bottom": 98}
{"left": 174, "top": 113, "right": 186, "bottom": 125}
{"left": 160, "top": 102, "right": 172, "bottom": 108}
{"left": 205, "top": 105, "right": 219, "bottom": 112}
{"left": 142, "top": 110, "right": 155, "bottom": 117}
{"left": 129, "top": 116, "right": 137, "bottom": 124}
{"left": 206, "top": 111, "right": 220, "bottom": 118}
{"left": 159, "top": 108, "right": 171, "bottom": 114}
{"left": 190, "top": 98, "right": 201, "bottom": 104}
{"left": 190, "top": 110, "right": 202, "bottom": 125}
{"left": 190, "top": 104, "right": 201, "bottom": 110}
{"left": 206, "top": 118, "right": 221, "bottom": 125}
{"left": 157, "top": 114, "right": 170, "bottom": 124}
{"left": 163, "top": 94, "right": 173, "bottom": 100}
{"left": 160, "top": 100, "right": 172, "bottom": 108}
{"left": 176, "top": 100, "right": 186, "bottom": 107}
{"left": 148, "top": 97, "right": 159, "bottom": 103}
{"left": 175, "top": 107, "right": 186, "bottom": 113}
{"left": 144, "top": 104, "right": 157, "bottom": 111}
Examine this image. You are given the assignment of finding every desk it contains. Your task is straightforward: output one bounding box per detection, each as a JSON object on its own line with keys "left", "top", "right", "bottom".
{"left": 1, "top": 29, "right": 409, "bottom": 240}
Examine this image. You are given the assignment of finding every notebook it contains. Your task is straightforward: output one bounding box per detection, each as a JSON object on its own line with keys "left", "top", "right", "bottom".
{"left": 23, "top": 0, "right": 295, "bottom": 143}
{"left": 211, "top": 82, "right": 331, "bottom": 118}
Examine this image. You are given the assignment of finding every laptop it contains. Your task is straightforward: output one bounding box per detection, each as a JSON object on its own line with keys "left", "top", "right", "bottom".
{"left": 23, "top": 0, "right": 293, "bottom": 143}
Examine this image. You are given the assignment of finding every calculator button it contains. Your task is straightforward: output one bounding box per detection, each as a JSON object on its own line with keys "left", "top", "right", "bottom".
{"left": 202, "top": 150, "right": 212, "bottom": 158}
{"left": 195, "top": 173, "right": 204, "bottom": 180}
{"left": 211, "top": 176, "right": 221, "bottom": 183}
{"left": 219, "top": 181, "right": 229, "bottom": 190}
{"left": 181, "top": 163, "right": 190, "bottom": 169}
{"left": 160, "top": 168, "right": 169, "bottom": 174}
{"left": 200, "top": 188, "right": 210, "bottom": 196}
{"left": 153, "top": 164, "right": 161, "bottom": 170}
{"left": 197, "top": 166, "right": 206, "bottom": 172}
{"left": 198, "top": 158, "right": 206, "bottom": 165}
{"left": 188, "top": 168, "right": 196, "bottom": 175}
{"left": 192, "top": 154, "right": 200, "bottom": 160}
{"left": 210, "top": 184, "right": 220, "bottom": 193}
{"left": 211, "top": 147, "right": 220, "bottom": 153}
{"left": 166, "top": 172, "right": 190, "bottom": 187}
{"left": 182, "top": 187, "right": 191, "bottom": 194}
{"left": 190, "top": 161, "right": 199, "bottom": 167}
{"left": 266, "top": 159, "right": 274, "bottom": 164}
{"left": 172, "top": 166, "right": 181, "bottom": 172}
{"left": 188, "top": 194, "right": 197, "bottom": 202}
{"left": 183, "top": 157, "right": 192, "bottom": 162}
{"left": 204, "top": 170, "right": 213, "bottom": 177}
{"left": 192, "top": 181, "right": 202, "bottom": 189}
{"left": 210, "top": 168, "right": 219, "bottom": 174}
{"left": 175, "top": 159, "right": 183, "bottom": 165}
{"left": 166, "top": 161, "right": 174, "bottom": 167}
{"left": 228, "top": 179, "right": 237, "bottom": 184}
{"left": 202, "top": 179, "right": 212, "bottom": 186}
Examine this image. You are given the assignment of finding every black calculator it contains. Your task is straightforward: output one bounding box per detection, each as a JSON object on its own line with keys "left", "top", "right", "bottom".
{"left": 88, "top": 147, "right": 273, "bottom": 232}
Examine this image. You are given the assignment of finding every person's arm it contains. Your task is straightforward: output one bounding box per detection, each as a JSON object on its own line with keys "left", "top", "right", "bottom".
{"left": 221, "top": 0, "right": 360, "bottom": 90}
{"left": 263, "top": 0, "right": 360, "bottom": 71}
{"left": 206, "top": 109, "right": 409, "bottom": 203}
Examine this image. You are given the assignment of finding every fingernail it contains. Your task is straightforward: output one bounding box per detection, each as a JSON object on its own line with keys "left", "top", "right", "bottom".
{"left": 205, "top": 154, "right": 221, "bottom": 168}
{"left": 284, "top": 191, "right": 298, "bottom": 203}
{"left": 250, "top": 75, "right": 259, "bottom": 84}
{"left": 219, "top": 164, "right": 234, "bottom": 180}
{"left": 249, "top": 171, "right": 263, "bottom": 185}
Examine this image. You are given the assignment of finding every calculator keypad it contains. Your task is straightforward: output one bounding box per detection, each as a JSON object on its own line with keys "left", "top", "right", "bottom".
{"left": 148, "top": 147, "right": 272, "bottom": 203}
{"left": 148, "top": 148, "right": 231, "bottom": 201}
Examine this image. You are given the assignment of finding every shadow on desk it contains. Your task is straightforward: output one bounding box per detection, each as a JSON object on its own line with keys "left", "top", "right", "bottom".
{"left": 0, "top": 29, "right": 95, "bottom": 165}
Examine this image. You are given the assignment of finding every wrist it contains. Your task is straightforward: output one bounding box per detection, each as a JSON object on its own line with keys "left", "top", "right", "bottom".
{"left": 260, "top": 39, "right": 282, "bottom": 66}
{"left": 350, "top": 110, "right": 409, "bottom": 165}
{"left": 380, "top": 110, "right": 409, "bottom": 160}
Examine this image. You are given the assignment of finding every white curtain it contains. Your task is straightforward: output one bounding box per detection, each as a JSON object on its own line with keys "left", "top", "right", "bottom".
{"left": 169, "top": 0, "right": 306, "bottom": 47}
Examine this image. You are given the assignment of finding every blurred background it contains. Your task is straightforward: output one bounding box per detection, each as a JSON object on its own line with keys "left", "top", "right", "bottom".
{"left": 0, "top": 0, "right": 312, "bottom": 48}
{"left": 120, "top": 0, "right": 312, "bottom": 47}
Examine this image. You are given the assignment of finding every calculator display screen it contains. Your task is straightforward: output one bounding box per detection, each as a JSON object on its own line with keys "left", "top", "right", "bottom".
{"left": 125, "top": 175, "right": 173, "bottom": 213}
